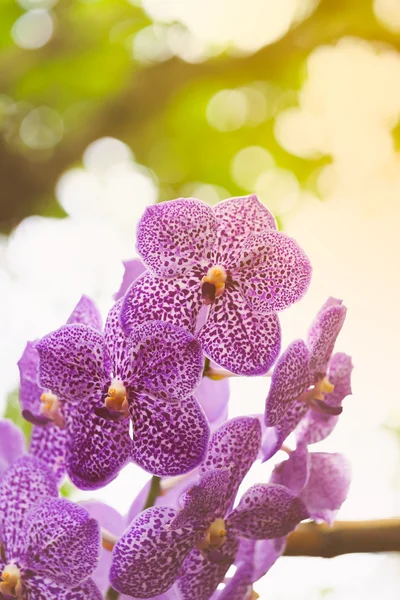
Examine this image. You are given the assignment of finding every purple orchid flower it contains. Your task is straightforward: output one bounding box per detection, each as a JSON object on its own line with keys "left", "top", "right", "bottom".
{"left": 271, "top": 443, "right": 351, "bottom": 526}
{"left": 17, "top": 295, "right": 103, "bottom": 484}
{"left": 120, "top": 195, "right": 312, "bottom": 376}
{"left": 262, "top": 298, "right": 351, "bottom": 460}
{"left": 35, "top": 298, "right": 209, "bottom": 489}
{"left": 109, "top": 417, "right": 308, "bottom": 600}
{"left": 0, "top": 455, "right": 102, "bottom": 599}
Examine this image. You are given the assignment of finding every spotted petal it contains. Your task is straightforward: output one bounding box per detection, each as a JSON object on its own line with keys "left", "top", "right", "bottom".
{"left": 171, "top": 470, "right": 230, "bottom": 529}
{"left": 262, "top": 399, "right": 308, "bottom": 461}
{"left": 198, "top": 286, "right": 281, "bottom": 376}
{"left": 0, "top": 419, "right": 25, "bottom": 478}
{"left": 227, "top": 484, "right": 308, "bottom": 540}
{"left": 137, "top": 198, "right": 217, "bottom": 278}
{"left": 178, "top": 532, "right": 239, "bottom": 600}
{"left": 104, "top": 298, "right": 130, "bottom": 378}
{"left": 213, "top": 194, "right": 276, "bottom": 263}
{"left": 200, "top": 417, "right": 261, "bottom": 516}
{"left": 121, "top": 271, "right": 203, "bottom": 335}
{"left": 131, "top": 394, "right": 209, "bottom": 477}
{"left": 65, "top": 395, "right": 132, "bottom": 490}
{"left": 114, "top": 258, "right": 147, "bottom": 301}
{"left": 296, "top": 353, "right": 353, "bottom": 445}
{"left": 36, "top": 325, "right": 111, "bottom": 403}
{"left": 0, "top": 455, "right": 58, "bottom": 561}
{"left": 110, "top": 506, "right": 201, "bottom": 598}
{"left": 29, "top": 424, "right": 68, "bottom": 484}
{"left": 23, "top": 576, "right": 103, "bottom": 600}
{"left": 21, "top": 498, "right": 100, "bottom": 586}
{"left": 234, "top": 230, "right": 312, "bottom": 313}
{"left": 265, "top": 340, "right": 311, "bottom": 427}
{"left": 307, "top": 299, "right": 347, "bottom": 374}
{"left": 122, "top": 321, "right": 203, "bottom": 403}
{"left": 299, "top": 453, "right": 351, "bottom": 525}
{"left": 67, "top": 294, "right": 102, "bottom": 330}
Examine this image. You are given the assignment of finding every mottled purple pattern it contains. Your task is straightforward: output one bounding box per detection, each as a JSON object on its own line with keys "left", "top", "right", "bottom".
{"left": 104, "top": 298, "right": 129, "bottom": 377}
{"left": 300, "top": 453, "right": 351, "bottom": 525}
{"left": 23, "top": 576, "right": 103, "bottom": 600}
{"left": 296, "top": 352, "right": 353, "bottom": 445}
{"left": 198, "top": 287, "right": 281, "bottom": 376}
{"left": 21, "top": 498, "right": 100, "bottom": 586}
{"left": 213, "top": 194, "right": 276, "bottom": 259}
{"left": 0, "top": 419, "right": 25, "bottom": 477}
{"left": 0, "top": 455, "right": 58, "bottom": 561}
{"left": 262, "top": 398, "right": 308, "bottom": 461}
{"left": 114, "top": 258, "right": 147, "bottom": 301}
{"left": 216, "top": 560, "right": 253, "bottom": 600}
{"left": 235, "top": 230, "right": 312, "bottom": 313}
{"left": 137, "top": 199, "right": 217, "bottom": 277}
{"left": 200, "top": 417, "right": 262, "bottom": 515}
{"left": 29, "top": 424, "right": 68, "bottom": 483}
{"left": 307, "top": 299, "right": 346, "bottom": 374}
{"left": 264, "top": 340, "right": 310, "bottom": 427}
{"left": 121, "top": 271, "right": 203, "bottom": 334}
{"left": 195, "top": 376, "right": 229, "bottom": 427}
{"left": 270, "top": 444, "right": 310, "bottom": 495}
{"left": 124, "top": 321, "right": 204, "bottom": 403}
{"left": 131, "top": 394, "right": 209, "bottom": 477}
{"left": 227, "top": 484, "right": 308, "bottom": 539}
{"left": 178, "top": 533, "right": 239, "bottom": 600}
{"left": 172, "top": 470, "right": 230, "bottom": 528}
{"left": 67, "top": 294, "right": 102, "bottom": 331}
{"left": 65, "top": 396, "right": 132, "bottom": 490}
{"left": 36, "top": 325, "right": 111, "bottom": 402}
{"left": 110, "top": 506, "right": 202, "bottom": 598}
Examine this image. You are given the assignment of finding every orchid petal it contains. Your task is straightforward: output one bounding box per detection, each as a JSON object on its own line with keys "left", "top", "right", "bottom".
{"left": 137, "top": 199, "right": 217, "bottom": 278}
{"left": 265, "top": 340, "right": 310, "bottom": 427}
{"left": 178, "top": 532, "right": 239, "bottom": 600}
{"left": 200, "top": 417, "right": 261, "bottom": 516}
{"left": 121, "top": 271, "right": 203, "bottom": 335}
{"left": 67, "top": 294, "right": 102, "bottom": 331}
{"left": 123, "top": 321, "right": 203, "bottom": 403}
{"left": 198, "top": 287, "right": 281, "bottom": 376}
{"left": 36, "top": 325, "right": 111, "bottom": 403}
{"left": 234, "top": 230, "right": 312, "bottom": 313}
{"left": 131, "top": 394, "right": 209, "bottom": 477}
{"left": 110, "top": 506, "right": 201, "bottom": 598}
{"left": 227, "top": 484, "right": 308, "bottom": 540}
{"left": 21, "top": 498, "right": 100, "bottom": 586}
{"left": 0, "top": 456, "right": 58, "bottom": 561}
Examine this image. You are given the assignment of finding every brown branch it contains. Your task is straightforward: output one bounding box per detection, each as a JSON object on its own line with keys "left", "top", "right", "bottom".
{"left": 101, "top": 519, "right": 400, "bottom": 559}
{"left": 284, "top": 519, "right": 400, "bottom": 558}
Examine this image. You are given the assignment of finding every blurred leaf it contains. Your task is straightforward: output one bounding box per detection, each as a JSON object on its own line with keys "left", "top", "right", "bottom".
{"left": 3, "top": 388, "right": 32, "bottom": 443}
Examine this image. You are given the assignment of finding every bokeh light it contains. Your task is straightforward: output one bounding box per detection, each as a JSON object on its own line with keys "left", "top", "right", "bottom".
{"left": 11, "top": 9, "right": 54, "bottom": 50}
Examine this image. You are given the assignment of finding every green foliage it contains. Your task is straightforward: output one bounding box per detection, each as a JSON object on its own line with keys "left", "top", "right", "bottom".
{"left": 3, "top": 389, "right": 32, "bottom": 442}
{"left": 0, "top": 0, "right": 399, "bottom": 230}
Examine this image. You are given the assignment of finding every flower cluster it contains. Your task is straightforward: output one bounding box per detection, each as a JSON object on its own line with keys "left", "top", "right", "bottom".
{"left": 0, "top": 194, "right": 352, "bottom": 600}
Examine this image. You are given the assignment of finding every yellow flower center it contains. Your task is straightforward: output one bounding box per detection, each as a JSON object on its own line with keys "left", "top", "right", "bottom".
{"left": 105, "top": 379, "right": 129, "bottom": 417}
{"left": 0, "top": 564, "right": 22, "bottom": 598}
{"left": 196, "top": 518, "right": 227, "bottom": 552}
{"left": 312, "top": 376, "right": 335, "bottom": 401}
{"left": 201, "top": 265, "right": 227, "bottom": 305}
{"left": 40, "top": 392, "right": 65, "bottom": 428}
{"left": 248, "top": 590, "right": 260, "bottom": 600}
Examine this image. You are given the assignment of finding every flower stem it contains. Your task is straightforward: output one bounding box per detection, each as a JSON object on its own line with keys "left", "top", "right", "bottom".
{"left": 143, "top": 475, "right": 162, "bottom": 510}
